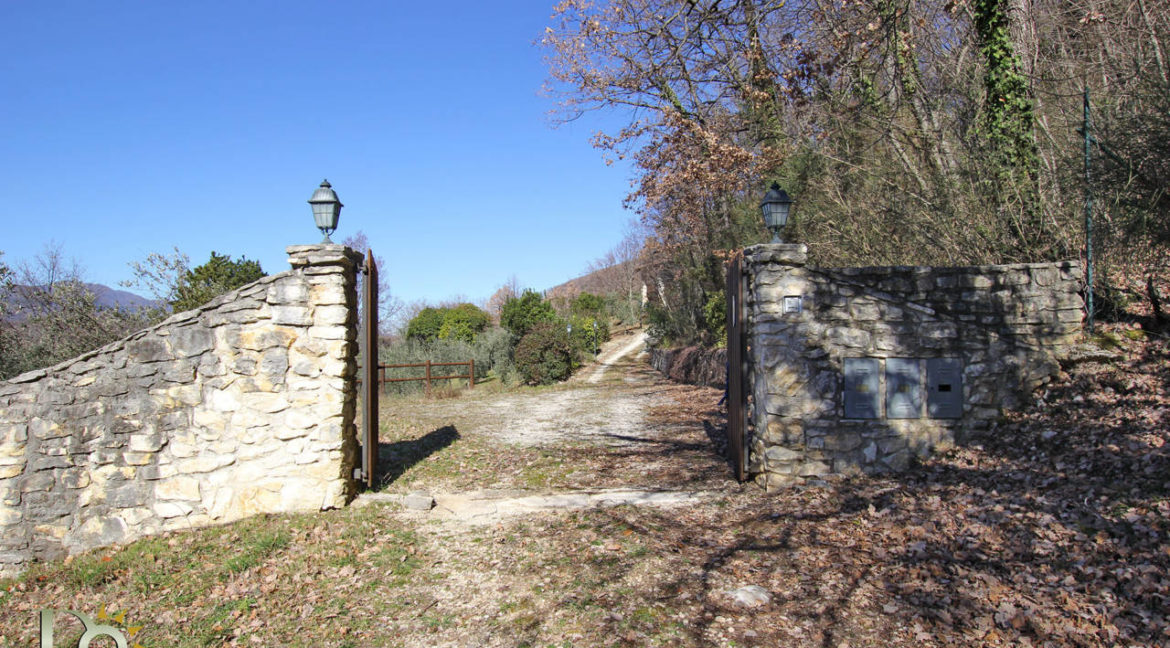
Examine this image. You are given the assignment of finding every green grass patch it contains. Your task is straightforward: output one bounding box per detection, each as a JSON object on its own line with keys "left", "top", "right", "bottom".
{"left": 223, "top": 530, "right": 290, "bottom": 573}
{"left": 521, "top": 452, "right": 566, "bottom": 489}
{"left": 186, "top": 597, "right": 256, "bottom": 646}
{"left": 1092, "top": 331, "right": 1126, "bottom": 350}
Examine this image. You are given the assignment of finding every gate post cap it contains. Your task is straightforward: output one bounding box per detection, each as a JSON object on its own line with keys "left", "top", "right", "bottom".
{"left": 286, "top": 244, "right": 364, "bottom": 269}
{"left": 744, "top": 243, "right": 807, "bottom": 266}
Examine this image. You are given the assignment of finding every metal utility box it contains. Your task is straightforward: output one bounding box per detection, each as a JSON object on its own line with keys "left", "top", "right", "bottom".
{"left": 783, "top": 295, "right": 803, "bottom": 314}
{"left": 927, "top": 358, "right": 963, "bottom": 418}
{"left": 843, "top": 358, "right": 880, "bottom": 418}
{"left": 886, "top": 358, "right": 922, "bottom": 419}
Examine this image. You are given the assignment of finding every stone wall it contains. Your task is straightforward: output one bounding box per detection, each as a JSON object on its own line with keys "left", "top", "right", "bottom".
{"left": 743, "top": 244, "right": 1083, "bottom": 488}
{"left": 648, "top": 346, "right": 728, "bottom": 388}
{"left": 0, "top": 244, "right": 363, "bottom": 576}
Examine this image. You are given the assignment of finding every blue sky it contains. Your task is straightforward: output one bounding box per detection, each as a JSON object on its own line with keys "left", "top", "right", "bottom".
{"left": 1, "top": 1, "right": 636, "bottom": 307}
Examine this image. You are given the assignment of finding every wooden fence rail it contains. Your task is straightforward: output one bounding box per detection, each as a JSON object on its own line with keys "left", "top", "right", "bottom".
{"left": 359, "top": 359, "right": 475, "bottom": 391}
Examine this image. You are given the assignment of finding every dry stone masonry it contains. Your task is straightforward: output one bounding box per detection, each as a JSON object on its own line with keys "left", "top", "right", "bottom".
{"left": 743, "top": 243, "right": 1083, "bottom": 489}
{"left": 0, "top": 244, "right": 364, "bottom": 576}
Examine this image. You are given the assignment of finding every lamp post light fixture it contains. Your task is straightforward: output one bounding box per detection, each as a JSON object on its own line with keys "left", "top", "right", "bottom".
{"left": 308, "top": 179, "right": 343, "bottom": 243}
{"left": 759, "top": 182, "right": 793, "bottom": 243}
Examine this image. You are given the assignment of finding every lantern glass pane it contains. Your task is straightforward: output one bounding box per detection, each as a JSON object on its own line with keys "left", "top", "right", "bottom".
{"left": 764, "top": 203, "right": 789, "bottom": 228}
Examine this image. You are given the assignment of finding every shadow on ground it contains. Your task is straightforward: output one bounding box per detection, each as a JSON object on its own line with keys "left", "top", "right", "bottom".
{"left": 376, "top": 425, "right": 460, "bottom": 487}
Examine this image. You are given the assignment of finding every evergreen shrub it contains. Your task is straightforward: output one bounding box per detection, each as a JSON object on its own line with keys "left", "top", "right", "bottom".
{"left": 513, "top": 322, "right": 574, "bottom": 385}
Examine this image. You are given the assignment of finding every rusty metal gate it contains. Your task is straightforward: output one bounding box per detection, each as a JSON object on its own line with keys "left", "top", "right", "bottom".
{"left": 726, "top": 256, "right": 747, "bottom": 482}
{"left": 358, "top": 250, "right": 379, "bottom": 489}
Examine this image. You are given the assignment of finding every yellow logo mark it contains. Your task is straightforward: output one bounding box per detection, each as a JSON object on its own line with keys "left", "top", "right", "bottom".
{"left": 41, "top": 605, "right": 147, "bottom": 648}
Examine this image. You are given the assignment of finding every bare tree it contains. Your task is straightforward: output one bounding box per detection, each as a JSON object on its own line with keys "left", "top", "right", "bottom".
{"left": 1, "top": 243, "right": 153, "bottom": 379}
{"left": 122, "top": 246, "right": 191, "bottom": 306}
{"left": 342, "top": 231, "right": 404, "bottom": 337}
{"left": 582, "top": 220, "right": 647, "bottom": 323}
{"left": 486, "top": 275, "right": 522, "bottom": 324}
{"left": 0, "top": 251, "right": 13, "bottom": 312}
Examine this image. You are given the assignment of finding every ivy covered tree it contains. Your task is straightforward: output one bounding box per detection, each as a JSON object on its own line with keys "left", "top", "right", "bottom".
{"left": 972, "top": 0, "right": 1046, "bottom": 256}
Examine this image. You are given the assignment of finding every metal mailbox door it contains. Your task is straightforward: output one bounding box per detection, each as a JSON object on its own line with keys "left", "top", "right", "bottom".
{"left": 843, "top": 358, "right": 880, "bottom": 419}
{"left": 927, "top": 358, "right": 963, "bottom": 418}
{"left": 886, "top": 358, "right": 922, "bottom": 419}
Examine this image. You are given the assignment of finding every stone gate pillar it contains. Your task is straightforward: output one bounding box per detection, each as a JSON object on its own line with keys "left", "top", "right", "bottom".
{"left": 742, "top": 244, "right": 816, "bottom": 486}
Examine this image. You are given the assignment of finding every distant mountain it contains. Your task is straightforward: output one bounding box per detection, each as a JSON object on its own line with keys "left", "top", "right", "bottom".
{"left": 2, "top": 283, "right": 161, "bottom": 319}
{"left": 546, "top": 260, "right": 637, "bottom": 300}
{"left": 85, "top": 283, "right": 160, "bottom": 310}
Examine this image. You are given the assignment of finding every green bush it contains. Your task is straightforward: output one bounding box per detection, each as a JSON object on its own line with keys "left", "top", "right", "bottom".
{"left": 514, "top": 322, "right": 575, "bottom": 385}
{"left": 571, "top": 292, "right": 606, "bottom": 317}
{"left": 406, "top": 303, "right": 490, "bottom": 344}
{"left": 437, "top": 303, "right": 490, "bottom": 343}
{"left": 569, "top": 313, "right": 609, "bottom": 356}
{"left": 405, "top": 307, "right": 445, "bottom": 342}
{"left": 501, "top": 290, "right": 557, "bottom": 338}
{"left": 472, "top": 326, "right": 519, "bottom": 384}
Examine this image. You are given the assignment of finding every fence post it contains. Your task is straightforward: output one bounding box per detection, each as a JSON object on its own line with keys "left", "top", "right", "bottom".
{"left": 425, "top": 360, "right": 432, "bottom": 394}
{"left": 469, "top": 359, "right": 475, "bottom": 389}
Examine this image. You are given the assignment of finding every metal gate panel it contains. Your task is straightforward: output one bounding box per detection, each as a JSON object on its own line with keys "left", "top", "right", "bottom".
{"left": 726, "top": 257, "right": 746, "bottom": 482}
{"left": 359, "top": 250, "right": 379, "bottom": 489}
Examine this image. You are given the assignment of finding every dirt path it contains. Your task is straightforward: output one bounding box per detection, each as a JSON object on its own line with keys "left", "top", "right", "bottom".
{"left": 472, "top": 330, "right": 664, "bottom": 448}
{"left": 367, "top": 329, "right": 736, "bottom": 514}
{"left": 584, "top": 331, "right": 648, "bottom": 383}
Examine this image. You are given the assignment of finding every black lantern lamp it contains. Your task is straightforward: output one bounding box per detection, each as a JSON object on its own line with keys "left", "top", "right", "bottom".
{"left": 759, "top": 182, "right": 793, "bottom": 243}
{"left": 308, "top": 179, "right": 343, "bottom": 243}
